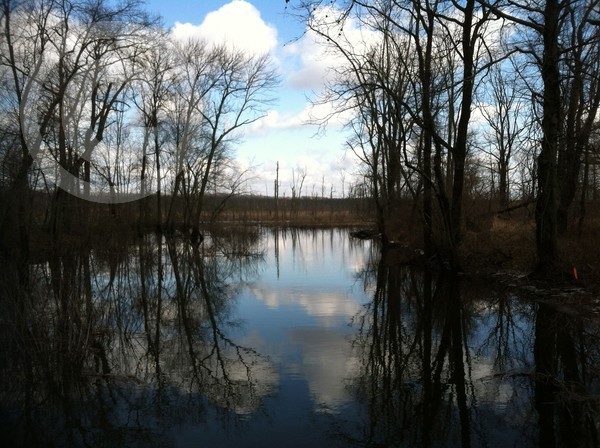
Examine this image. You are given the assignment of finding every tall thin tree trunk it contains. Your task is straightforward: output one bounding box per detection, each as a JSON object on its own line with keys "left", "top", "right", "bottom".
{"left": 577, "top": 148, "right": 589, "bottom": 237}
{"left": 154, "top": 122, "right": 162, "bottom": 231}
{"left": 535, "top": 0, "right": 561, "bottom": 274}
{"left": 449, "top": 0, "right": 476, "bottom": 268}
{"left": 138, "top": 132, "right": 148, "bottom": 234}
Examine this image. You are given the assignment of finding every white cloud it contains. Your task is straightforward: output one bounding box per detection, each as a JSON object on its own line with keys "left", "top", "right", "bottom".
{"left": 171, "top": 1, "right": 278, "bottom": 55}
{"left": 284, "top": 5, "right": 381, "bottom": 91}
{"left": 289, "top": 327, "right": 359, "bottom": 409}
{"left": 236, "top": 126, "right": 361, "bottom": 197}
{"left": 284, "top": 31, "right": 335, "bottom": 90}
{"left": 249, "top": 284, "right": 361, "bottom": 325}
{"left": 166, "top": 2, "right": 369, "bottom": 198}
{"left": 249, "top": 100, "right": 354, "bottom": 136}
{"left": 249, "top": 110, "right": 304, "bottom": 134}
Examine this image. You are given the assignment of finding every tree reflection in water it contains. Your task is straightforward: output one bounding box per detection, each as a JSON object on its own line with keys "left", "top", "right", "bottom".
{"left": 350, "top": 252, "right": 600, "bottom": 448}
{"left": 0, "top": 229, "right": 273, "bottom": 447}
{"left": 1, "top": 228, "right": 599, "bottom": 448}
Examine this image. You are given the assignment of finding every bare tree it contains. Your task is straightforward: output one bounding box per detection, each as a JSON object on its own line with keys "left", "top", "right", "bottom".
{"left": 291, "top": 0, "right": 495, "bottom": 267}
{"left": 163, "top": 39, "right": 215, "bottom": 231}
{"left": 0, "top": 0, "right": 155, "bottom": 246}
{"left": 189, "top": 45, "right": 279, "bottom": 239}
{"left": 480, "top": 0, "right": 600, "bottom": 273}
{"left": 557, "top": 1, "right": 600, "bottom": 236}
{"left": 131, "top": 33, "right": 174, "bottom": 230}
{"left": 476, "top": 63, "right": 530, "bottom": 208}
{"left": 291, "top": 166, "right": 307, "bottom": 199}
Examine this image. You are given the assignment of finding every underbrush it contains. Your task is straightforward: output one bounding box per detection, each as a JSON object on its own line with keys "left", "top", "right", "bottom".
{"left": 460, "top": 214, "right": 600, "bottom": 289}
{"left": 460, "top": 216, "right": 536, "bottom": 273}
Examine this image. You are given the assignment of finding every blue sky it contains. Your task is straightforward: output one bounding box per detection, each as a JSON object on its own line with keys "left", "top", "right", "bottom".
{"left": 144, "top": 0, "right": 355, "bottom": 197}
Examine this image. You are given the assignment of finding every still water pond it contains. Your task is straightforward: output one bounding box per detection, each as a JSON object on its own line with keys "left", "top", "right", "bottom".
{"left": 1, "top": 228, "right": 599, "bottom": 447}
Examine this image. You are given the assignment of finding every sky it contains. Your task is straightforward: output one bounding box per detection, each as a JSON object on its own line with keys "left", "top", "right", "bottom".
{"left": 144, "top": 0, "right": 356, "bottom": 197}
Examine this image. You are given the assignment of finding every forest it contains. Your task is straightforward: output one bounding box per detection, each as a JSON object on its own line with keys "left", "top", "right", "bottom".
{"left": 289, "top": 0, "right": 600, "bottom": 278}
{"left": 1, "top": 0, "right": 600, "bottom": 281}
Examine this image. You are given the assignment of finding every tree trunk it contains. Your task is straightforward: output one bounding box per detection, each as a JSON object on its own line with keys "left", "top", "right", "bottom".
{"left": 449, "top": 0, "right": 476, "bottom": 269}
{"left": 499, "top": 156, "right": 509, "bottom": 208}
{"left": 577, "top": 148, "right": 589, "bottom": 237}
{"left": 138, "top": 134, "right": 148, "bottom": 234}
{"left": 154, "top": 123, "right": 162, "bottom": 231}
{"left": 0, "top": 154, "right": 33, "bottom": 255}
{"left": 535, "top": 0, "right": 561, "bottom": 274}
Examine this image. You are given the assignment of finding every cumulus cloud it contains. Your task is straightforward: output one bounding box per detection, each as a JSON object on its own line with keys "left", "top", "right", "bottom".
{"left": 171, "top": 1, "right": 278, "bottom": 55}
{"left": 252, "top": 5, "right": 381, "bottom": 136}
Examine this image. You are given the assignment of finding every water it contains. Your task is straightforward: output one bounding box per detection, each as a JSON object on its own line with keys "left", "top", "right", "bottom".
{"left": 0, "top": 227, "right": 598, "bottom": 447}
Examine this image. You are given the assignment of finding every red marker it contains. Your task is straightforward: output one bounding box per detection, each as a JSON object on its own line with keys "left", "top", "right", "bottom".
{"left": 573, "top": 266, "right": 578, "bottom": 280}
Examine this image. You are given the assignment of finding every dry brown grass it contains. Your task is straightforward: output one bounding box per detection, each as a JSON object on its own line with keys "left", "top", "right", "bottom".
{"left": 215, "top": 208, "right": 372, "bottom": 227}
{"left": 460, "top": 213, "right": 600, "bottom": 288}
{"left": 460, "top": 215, "right": 537, "bottom": 274}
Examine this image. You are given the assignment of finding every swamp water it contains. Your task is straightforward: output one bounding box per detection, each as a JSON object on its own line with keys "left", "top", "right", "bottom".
{"left": 0, "top": 228, "right": 599, "bottom": 447}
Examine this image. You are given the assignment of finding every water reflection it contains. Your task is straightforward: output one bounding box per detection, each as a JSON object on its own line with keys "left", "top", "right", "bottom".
{"left": 534, "top": 302, "right": 600, "bottom": 448}
{"left": 1, "top": 228, "right": 599, "bottom": 447}
{"left": 349, "top": 253, "right": 600, "bottom": 447}
{"left": 0, "top": 230, "right": 274, "bottom": 447}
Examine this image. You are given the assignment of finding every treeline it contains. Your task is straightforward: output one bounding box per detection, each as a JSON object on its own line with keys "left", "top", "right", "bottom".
{"left": 24, "top": 190, "right": 373, "bottom": 238}
{"left": 192, "top": 194, "right": 374, "bottom": 225}
{"left": 0, "top": 0, "right": 278, "bottom": 253}
{"left": 291, "top": 0, "right": 600, "bottom": 274}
